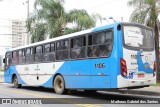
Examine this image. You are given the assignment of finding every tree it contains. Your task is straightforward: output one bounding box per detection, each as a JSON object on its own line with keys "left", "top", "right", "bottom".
{"left": 128, "top": 0, "right": 160, "bottom": 80}
{"left": 30, "top": 23, "right": 47, "bottom": 43}
{"left": 28, "top": 0, "right": 66, "bottom": 41}
{"left": 67, "top": 9, "right": 101, "bottom": 32}
{"left": 27, "top": 0, "right": 101, "bottom": 43}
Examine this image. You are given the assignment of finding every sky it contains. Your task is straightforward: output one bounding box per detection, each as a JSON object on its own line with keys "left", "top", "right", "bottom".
{"left": 0, "top": 0, "right": 133, "bottom": 24}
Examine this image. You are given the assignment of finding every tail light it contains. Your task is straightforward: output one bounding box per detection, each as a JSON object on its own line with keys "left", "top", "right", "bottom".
{"left": 120, "top": 58, "right": 127, "bottom": 77}
{"left": 153, "top": 61, "right": 156, "bottom": 77}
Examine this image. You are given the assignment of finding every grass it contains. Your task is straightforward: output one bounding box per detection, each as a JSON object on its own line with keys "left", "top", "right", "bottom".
{"left": 151, "top": 82, "right": 160, "bottom": 86}
{"left": 151, "top": 80, "right": 160, "bottom": 86}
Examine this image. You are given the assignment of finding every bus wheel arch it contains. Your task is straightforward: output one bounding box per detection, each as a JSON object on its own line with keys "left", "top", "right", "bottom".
{"left": 53, "top": 74, "right": 67, "bottom": 94}
{"left": 12, "top": 74, "right": 21, "bottom": 88}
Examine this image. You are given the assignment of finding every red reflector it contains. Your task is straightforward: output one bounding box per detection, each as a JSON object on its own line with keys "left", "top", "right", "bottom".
{"left": 120, "top": 58, "right": 127, "bottom": 77}
{"left": 153, "top": 61, "right": 156, "bottom": 77}
{"left": 138, "top": 74, "right": 144, "bottom": 78}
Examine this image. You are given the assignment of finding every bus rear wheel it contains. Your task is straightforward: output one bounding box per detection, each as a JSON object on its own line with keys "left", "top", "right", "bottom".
{"left": 13, "top": 75, "right": 21, "bottom": 88}
{"left": 54, "top": 75, "right": 67, "bottom": 94}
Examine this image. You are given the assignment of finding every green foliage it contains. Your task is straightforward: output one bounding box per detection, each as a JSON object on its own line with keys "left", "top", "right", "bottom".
{"left": 67, "top": 9, "right": 95, "bottom": 30}
{"left": 27, "top": 0, "right": 101, "bottom": 43}
{"left": 128, "top": 0, "right": 160, "bottom": 27}
{"left": 30, "top": 23, "right": 47, "bottom": 43}
{"left": 151, "top": 82, "right": 160, "bottom": 86}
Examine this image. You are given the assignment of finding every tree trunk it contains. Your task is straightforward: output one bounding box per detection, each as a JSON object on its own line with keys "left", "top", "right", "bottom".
{"left": 155, "top": 21, "right": 160, "bottom": 81}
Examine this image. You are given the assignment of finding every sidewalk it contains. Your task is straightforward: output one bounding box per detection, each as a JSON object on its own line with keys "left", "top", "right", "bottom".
{"left": 117, "top": 86, "right": 160, "bottom": 96}
{"left": 135, "top": 86, "right": 160, "bottom": 93}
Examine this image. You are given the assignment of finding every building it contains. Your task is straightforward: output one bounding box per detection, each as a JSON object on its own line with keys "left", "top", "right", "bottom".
{"left": 0, "top": 19, "right": 12, "bottom": 70}
{"left": 0, "top": 19, "right": 12, "bottom": 48}
{"left": 0, "top": 19, "right": 27, "bottom": 69}
{"left": 12, "top": 20, "right": 27, "bottom": 48}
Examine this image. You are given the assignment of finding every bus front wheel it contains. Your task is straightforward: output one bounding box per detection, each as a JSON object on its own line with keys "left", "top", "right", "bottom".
{"left": 13, "top": 75, "right": 21, "bottom": 88}
{"left": 54, "top": 75, "right": 67, "bottom": 94}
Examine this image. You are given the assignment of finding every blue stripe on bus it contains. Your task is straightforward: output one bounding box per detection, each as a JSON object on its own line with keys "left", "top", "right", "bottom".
{"left": 43, "top": 58, "right": 116, "bottom": 89}
{"left": 4, "top": 66, "right": 26, "bottom": 84}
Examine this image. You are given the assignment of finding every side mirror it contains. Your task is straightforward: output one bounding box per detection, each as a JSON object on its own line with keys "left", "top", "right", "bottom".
{"left": 3, "top": 58, "right": 5, "bottom": 63}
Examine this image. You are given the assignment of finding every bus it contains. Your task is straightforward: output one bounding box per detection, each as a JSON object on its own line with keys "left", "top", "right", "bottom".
{"left": 3, "top": 22, "right": 156, "bottom": 94}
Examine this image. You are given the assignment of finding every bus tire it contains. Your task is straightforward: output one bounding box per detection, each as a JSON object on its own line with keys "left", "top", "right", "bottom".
{"left": 54, "top": 75, "right": 67, "bottom": 94}
{"left": 13, "top": 75, "right": 21, "bottom": 88}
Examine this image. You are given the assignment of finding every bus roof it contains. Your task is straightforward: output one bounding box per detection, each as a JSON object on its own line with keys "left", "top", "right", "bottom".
{"left": 10, "top": 22, "right": 152, "bottom": 51}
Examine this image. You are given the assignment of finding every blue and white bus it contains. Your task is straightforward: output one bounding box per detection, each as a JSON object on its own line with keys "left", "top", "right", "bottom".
{"left": 3, "top": 22, "right": 156, "bottom": 94}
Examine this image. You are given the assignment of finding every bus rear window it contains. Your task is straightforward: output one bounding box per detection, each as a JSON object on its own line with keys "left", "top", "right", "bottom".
{"left": 123, "top": 26, "right": 154, "bottom": 50}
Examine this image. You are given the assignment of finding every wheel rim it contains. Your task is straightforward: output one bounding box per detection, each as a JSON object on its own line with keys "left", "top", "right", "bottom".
{"left": 57, "top": 78, "right": 63, "bottom": 90}
{"left": 14, "top": 77, "right": 18, "bottom": 87}
{"left": 54, "top": 76, "right": 65, "bottom": 94}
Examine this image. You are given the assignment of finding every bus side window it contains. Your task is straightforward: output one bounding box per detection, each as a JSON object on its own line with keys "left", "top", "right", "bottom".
{"left": 26, "top": 48, "right": 30, "bottom": 55}
{"left": 88, "top": 34, "right": 99, "bottom": 57}
{"left": 105, "top": 31, "right": 113, "bottom": 43}
{"left": 44, "top": 43, "right": 53, "bottom": 62}
{"left": 26, "top": 48, "right": 33, "bottom": 63}
{"left": 36, "top": 46, "right": 43, "bottom": 54}
{"left": 44, "top": 44, "right": 50, "bottom": 53}
{"left": 56, "top": 41, "right": 63, "bottom": 50}
{"left": 18, "top": 49, "right": 25, "bottom": 64}
{"left": 5, "top": 52, "right": 12, "bottom": 70}
{"left": 35, "top": 45, "right": 43, "bottom": 62}
{"left": 88, "top": 30, "right": 113, "bottom": 58}
{"left": 18, "top": 50, "right": 22, "bottom": 64}
{"left": 56, "top": 40, "right": 69, "bottom": 60}
{"left": 51, "top": 43, "right": 55, "bottom": 52}
{"left": 88, "top": 35, "right": 92, "bottom": 45}
{"left": 50, "top": 43, "right": 55, "bottom": 61}
{"left": 70, "top": 36, "right": 86, "bottom": 59}
{"left": 12, "top": 51, "right": 18, "bottom": 64}
{"left": 64, "top": 40, "right": 69, "bottom": 49}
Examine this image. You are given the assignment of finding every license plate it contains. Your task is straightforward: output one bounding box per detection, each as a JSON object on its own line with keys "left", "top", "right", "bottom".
{"left": 138, "top": 73, "right": 145, "bottom": 78}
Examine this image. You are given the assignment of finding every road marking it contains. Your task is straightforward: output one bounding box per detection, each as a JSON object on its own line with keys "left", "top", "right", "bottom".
{"left": 0, "top": 88, "right": 102, "bottom": 107}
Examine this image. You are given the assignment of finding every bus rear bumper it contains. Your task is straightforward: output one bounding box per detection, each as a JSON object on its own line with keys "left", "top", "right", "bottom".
{"left": 117, "top": 75, "right": 156, "bottom": 88}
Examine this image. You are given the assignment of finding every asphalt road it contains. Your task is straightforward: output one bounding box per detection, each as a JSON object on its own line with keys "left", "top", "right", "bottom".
{"left": 0, "top": 83, "right": 160, "bottom": 107}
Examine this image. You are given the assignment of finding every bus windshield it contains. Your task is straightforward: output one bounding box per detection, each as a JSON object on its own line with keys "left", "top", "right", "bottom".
{"left": 123, "top": 26, "right": 154, "bottom": 50}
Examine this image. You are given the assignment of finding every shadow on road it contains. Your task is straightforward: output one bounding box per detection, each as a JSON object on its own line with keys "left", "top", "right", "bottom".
{"left": 8, "top": 85, "right": 160, "bottom": 100}
{"left": 5, "top": 85, "right": 160, "bottom": 104}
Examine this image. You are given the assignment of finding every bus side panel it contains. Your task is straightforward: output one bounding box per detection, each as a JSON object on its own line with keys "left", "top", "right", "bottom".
{"left": 42, "top": 75, "right": 56, "bottom": 88}
{"left": 4, "top": 68, "right": 12, "bottom": 83}
{"left": 65, "top": 60, "right": 91, "bottom": 89}
{"left": 42, "top": 62, "right": 69, "bottom": 88}
{"left": 6, "top": 62, "right": 65, "bottom": 87}
{"left": 42, "top": 61, "right": 90, "bottom": 89}
{"left": 4, "top": 65, "right": 25, "bottom": 84}
{"left": 90, "top": 58, "right": 110, "bottom": 88}
{"left": 109, "top": 26, "right": 123, "bottom": 88}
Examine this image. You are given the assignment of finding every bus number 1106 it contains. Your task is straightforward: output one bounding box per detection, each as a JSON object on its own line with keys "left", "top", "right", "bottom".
{"left": 95, "top": 63, "right": 105, "bottom": 68}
